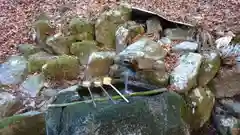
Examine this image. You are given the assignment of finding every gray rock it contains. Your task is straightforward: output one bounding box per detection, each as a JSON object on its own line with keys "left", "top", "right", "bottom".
{"left": 185, "top": 86, "right": 215, "bottom": 130}
{"left": 158, "top": 37, "right": 171, "bottom": 45}
{"left": 19, "top": 73, "right": 45, "bottom": 97}
{"left": 46, "top": 34, "right": 76, "bottom": 55}
{"left": 17, "top": 44, "right": 41, "bottom": 58}
{"left": 172, "top": 41, "right": 199, "bottom": 52}
{"left": 213, "top": 104, "right": 240, "bottom": 135}
{"left": 170, "top": 52, "right": 203, "bottom": 93}
{"left": 0, "top": 91, "right": 23, "bottom": 119}
{"left": 0, "top": 111, "right": 45, "bottom": 135}
{"left": 115, "top": 21, "right": 144, "bottom": 53}
{"left": 95, "top": 4, "right": 132, "bottom": 49}
{"left": 116, "top": 37, "right": 167, "bottom": 68}
{"left": 198, "top": 51, "right": 221, "bottom": 86}
{"left": 219, "top": 99, "right": 240, "bottom": 117}
{"left": 84, "top": 51, "right": 116, "bottom": 79}
{"left": 209, "top": 67, "right": 240, "bottom": 98}
{"left": 164, "top": 28, "right": 196, "bottom": 41}
{"left": 138, "top": 60, "right": 169, "bottom": 86}
{"left": 45, "top": 91, "right": 190, "bottom": 135}
{"left": 0, "top": 55, "right": 28, "bottom": 85}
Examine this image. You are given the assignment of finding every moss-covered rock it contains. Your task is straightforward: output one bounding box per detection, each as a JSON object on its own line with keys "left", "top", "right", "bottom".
{"left": 28, "top": 51, "right": 55, "bottom": 73}
{"left": 33, "top": 19, "right": 54, "bottom": 43}
{"left": 68, "top": 17, "right": 94, "bottom": 41}
{"left": 17, "top": 44, "right": 41, "bottom": 58}
{"left": 46, "top": 34, "right": 76, "bottom": 55}
{"left": 70, "top": 40, "right": 98, "bottom": 65}
{"left": 185, "top": 86, "right": 215, "bottom": 130}
{"left": 198, "top": 51, "right": 221, "bottom": 86}
{"left": 42, "top": 55, "right": 80, "bottom": 80}
{"left": 95, "top": 4, "right": 132, "bottom": 49}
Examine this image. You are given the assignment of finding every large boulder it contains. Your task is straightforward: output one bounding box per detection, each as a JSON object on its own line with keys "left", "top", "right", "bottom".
{"left": 42, "top": 55, "right": 80, "bottom": 80}
{"left": 0, "top": 111, "right": 45, "bottom": 135}
{"left": 27, "top": 51, "right": 55, "bottom": 73}
{"left": 170, "top": 52, "right": 203, "bottom": 93}
{"left": 198, "top": 51, "right": 221, "bottom": 86}
{"left": 45, "top": 91, "right": 190, "bottom": 135}
{"left": 0, "top": 55, "right": 28, "bottom": 85}
{"left": 95, "top": 4, "right": 132, "bottom": 49}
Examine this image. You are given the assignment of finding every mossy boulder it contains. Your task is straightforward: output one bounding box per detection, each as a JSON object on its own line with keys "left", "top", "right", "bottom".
{"left": 46, "top": 34, "right": 76, "bottom": 55}
{"left": 198, "top": 51, "right": 221, "bottom": 86}
{"left": 185, "top": 86, "right": 215, "bottom": 130}
{"left": 28, "top": 51, "right": 55, "bottom": 73}
{"left": 42, "top": 55, "right": 80, "bottom": 80}
{"left": 70, "top": 40, "right": 98, "bottom": 65}
{"left": 17, "top": 44, "right": 41, "bottom": 58}
{"left": 33, "top": 19, "right": 54, "bottom": 43}
{"left": 68, "top": 17, "right": 94, "bottom": 41}
{"left": 95, "top": 4, "right": 132, "bottom": 49}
